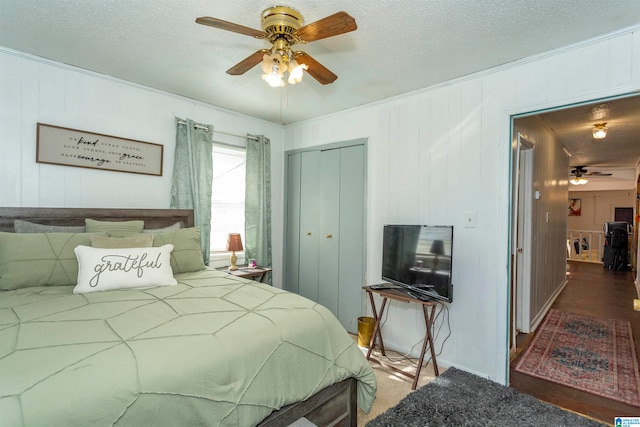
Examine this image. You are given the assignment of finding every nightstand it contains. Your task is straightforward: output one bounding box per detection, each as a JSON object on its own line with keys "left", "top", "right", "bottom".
{"left": 218, "top": 266, "right": 272, "bottom": 282}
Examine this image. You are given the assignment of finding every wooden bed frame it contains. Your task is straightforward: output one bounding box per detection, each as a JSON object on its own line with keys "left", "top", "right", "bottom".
{"left": 0, "top": 206, "right": 358, "bottom": 427}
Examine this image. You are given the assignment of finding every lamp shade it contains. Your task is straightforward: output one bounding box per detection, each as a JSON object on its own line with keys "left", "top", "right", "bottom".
{"left": 226, "top": 233, "right": 243, "bottom": 252}
{"left": 430, "top": 240, "right": 445, "bottom": 256}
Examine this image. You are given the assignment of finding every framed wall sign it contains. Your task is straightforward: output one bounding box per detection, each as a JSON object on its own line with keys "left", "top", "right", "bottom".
{"left": 36, "top": 123, "right": 163, "bottom": 176}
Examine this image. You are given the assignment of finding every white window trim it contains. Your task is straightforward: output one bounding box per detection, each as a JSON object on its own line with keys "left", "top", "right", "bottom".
{"left": 210, "top": 141, "right": 247, "bottom": 267}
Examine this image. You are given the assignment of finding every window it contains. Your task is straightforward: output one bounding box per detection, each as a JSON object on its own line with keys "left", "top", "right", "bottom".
{"left": 210, "top": 144, "right": 246, "bottom": 252}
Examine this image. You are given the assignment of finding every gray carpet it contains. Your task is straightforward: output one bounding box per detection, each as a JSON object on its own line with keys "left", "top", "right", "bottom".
{"left": 366, "top": 367, "right": 608, "bottom": 427}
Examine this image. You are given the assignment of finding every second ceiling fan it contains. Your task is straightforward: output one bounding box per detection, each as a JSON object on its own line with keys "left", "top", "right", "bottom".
{"left": 570, "top": 166, "right": 613, "bottom": 178}
{"left": 196, "top": 6, "right": 357, "bottom": 86}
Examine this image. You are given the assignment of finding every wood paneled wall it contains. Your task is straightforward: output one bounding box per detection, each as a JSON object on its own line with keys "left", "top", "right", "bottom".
{"left": 283, "top": 27, "right": 640, "bottom": 384}
{"left": 0, "top": 48, "right": 286, "bottom": 286}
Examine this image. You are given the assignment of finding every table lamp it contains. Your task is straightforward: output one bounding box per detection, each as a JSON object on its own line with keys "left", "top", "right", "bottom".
{"left": 226, "top": 233, "right": 243, "bottom": 271}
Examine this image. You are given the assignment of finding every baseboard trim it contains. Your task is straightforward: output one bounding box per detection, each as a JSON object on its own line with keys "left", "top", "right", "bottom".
{"left": 529, "top": 278, "right": 568, "bottom": 333}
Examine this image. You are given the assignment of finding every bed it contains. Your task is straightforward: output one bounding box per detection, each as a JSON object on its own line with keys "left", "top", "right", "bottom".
{"left": 0, "top": 207, "right": 376, "bottom": 427}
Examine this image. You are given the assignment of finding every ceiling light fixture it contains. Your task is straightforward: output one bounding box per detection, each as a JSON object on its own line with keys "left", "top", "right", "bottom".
{"left": 592, "top": 122, "right": 608, "bottom": 139}
{"left": 260, "top": 48, "right": 307, "bottom": 87}
{"left": 569, "top": 177, "right": 588, "bottom": 185}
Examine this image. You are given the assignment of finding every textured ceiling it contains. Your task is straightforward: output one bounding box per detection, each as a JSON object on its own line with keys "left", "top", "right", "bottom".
{"left": 533, "top": 94, "right": 640, "bottom": 185}
{"left": 1, "top": 0, "right": 640, "bottom": 125}
{"left": 539, "top": 95, "right": 640, "bottom": 169}
{"left": 2, "top": 1, "right": 640, "bottom": 185}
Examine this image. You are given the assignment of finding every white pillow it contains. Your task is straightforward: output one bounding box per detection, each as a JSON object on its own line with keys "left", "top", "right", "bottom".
{"left": 74, "top": 244, "right": 177, "bottom": 294}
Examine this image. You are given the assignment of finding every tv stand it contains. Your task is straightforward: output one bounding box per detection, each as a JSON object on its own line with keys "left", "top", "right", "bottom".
{"left": 363, "top": 285, "right": 441, "bottom": 390}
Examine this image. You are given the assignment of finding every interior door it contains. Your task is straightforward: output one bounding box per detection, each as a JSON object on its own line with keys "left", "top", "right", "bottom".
{"left": 285, "top": 153, "right": 302, "bottom": 294}
{"left": 285, "top": 142, "right": 366, "bottom": 334}
{"left": 511, "top": 133, "right": 534, "bottom": 356}
{"left": 298, "top": 150, "right": 321, "bottom": 301}
{"left": 337, "top": 145, "right": 365, "bottom": 333}
{"left": 318, "top": 149, "right": 341, "bottom": 316}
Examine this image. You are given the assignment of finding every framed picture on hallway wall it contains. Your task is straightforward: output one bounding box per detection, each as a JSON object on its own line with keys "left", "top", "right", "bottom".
{"left": 569, "top": 198, "right": 581, "bottom": 216}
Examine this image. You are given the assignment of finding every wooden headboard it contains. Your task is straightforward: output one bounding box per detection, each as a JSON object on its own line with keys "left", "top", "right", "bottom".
{"left": 0, "top": 207, "right": 194, "bottom": 233}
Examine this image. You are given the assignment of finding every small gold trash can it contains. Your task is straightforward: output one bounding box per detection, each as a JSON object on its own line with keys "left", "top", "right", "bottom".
{"left": 357, "top": 316, "right": 376, "bottom": 347}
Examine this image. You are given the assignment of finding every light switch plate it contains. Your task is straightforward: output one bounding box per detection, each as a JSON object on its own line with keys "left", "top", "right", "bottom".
{"left": 464, "top": 211, "right": 477, "bottom": 228}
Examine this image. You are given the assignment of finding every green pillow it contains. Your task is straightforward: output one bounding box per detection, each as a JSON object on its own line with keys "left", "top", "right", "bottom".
{"left": 85, "top": 219, "right": 144, "bottom": 237}
{"left": 142, "top": 221, "right": 182, "bottom": 233}
{"left": 151, "top": 227, "right": 205, "bottom": 274}
{"left": 0, "top": 232, "right": 106, "bottom": 290}
{"left": 90, "top": 234, "right": 154, "bottom": 249}
{"left": 14, "top": 219, "right": 86, "bottom": 233}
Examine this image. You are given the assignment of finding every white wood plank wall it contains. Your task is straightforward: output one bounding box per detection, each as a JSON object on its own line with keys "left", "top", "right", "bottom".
{"left": 284, "top": 27, "right": 640, "bottom": 383}
{"left": 0, "top": 48, "right": 286, "bottom": 287}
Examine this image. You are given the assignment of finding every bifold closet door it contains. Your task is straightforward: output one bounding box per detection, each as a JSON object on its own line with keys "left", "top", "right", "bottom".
{"left": 285, "top": 152, "right": 302, "bottom": 295}
{"left": 336, "top": 145, "right": 365, "bottom": 333}
{"left": 285, "top": 144, "right": 365, "bottom": 333}
{"left": 318, "top": 149, "right": 340, "bottom": 316}
{"left": 297, "top": 150, "right": 320, "bottom": 301}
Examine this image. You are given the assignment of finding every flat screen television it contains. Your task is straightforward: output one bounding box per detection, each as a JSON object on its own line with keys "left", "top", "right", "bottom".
{"left": 382, "top": 225, "right": 453, "bottom": 302}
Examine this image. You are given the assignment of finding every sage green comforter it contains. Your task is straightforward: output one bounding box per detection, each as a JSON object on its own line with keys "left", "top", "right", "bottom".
{"left": 0, "top": 268, "right": 376, "bottom": 426}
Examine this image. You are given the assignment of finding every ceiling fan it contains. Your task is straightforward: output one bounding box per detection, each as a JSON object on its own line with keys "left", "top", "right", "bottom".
{"left": 196, "top": 6, "right": 357, "bottom": 86}
{"left": 570, "top": 166, "right": 613, "bottom": 177}
{"left": 569, "top": 166, "right": 612, "bottom": 185}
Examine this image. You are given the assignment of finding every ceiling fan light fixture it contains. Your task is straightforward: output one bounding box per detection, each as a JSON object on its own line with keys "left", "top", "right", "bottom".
{"left": 260, "top": 52, "right": 285, "bottom": 87}
{"left": 592, "top": 123, "right": 608, "bottom": 139}
{"left": 197, "top": 7, "right": 356, "bottom": 86}
{"left": 287, "top": 60, "right": 307, "bottom": 84}
{"left": 262, "top": 67, "right": 284, "bottom": 87}
{"left": 569, "top": 177, "right": 588, "bottom": 185}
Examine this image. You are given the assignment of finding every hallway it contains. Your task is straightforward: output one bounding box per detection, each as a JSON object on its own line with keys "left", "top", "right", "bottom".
{"left": 510, "top": 261, "right": 640, "bottom": 423}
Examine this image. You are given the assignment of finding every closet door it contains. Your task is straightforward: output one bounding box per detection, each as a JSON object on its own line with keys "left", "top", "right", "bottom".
{"left": 318, "top": 149, "right": 341, "bottom": 316}
{"left": 285, "top": 153, "right": 302, "bottom": 294}
{"left": 285, "top": 143, "right": 365, "bottom": 333}
{"left": 337, "top": 145, "right": 365, "bottom": 333}
{"left": 297, "top": 151, "right": 321, "bottom": 301}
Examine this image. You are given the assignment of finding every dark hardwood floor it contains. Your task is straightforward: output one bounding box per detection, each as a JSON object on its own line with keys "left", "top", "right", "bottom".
{"left": 510, "top": 261, "right": 640, "bottom": 424}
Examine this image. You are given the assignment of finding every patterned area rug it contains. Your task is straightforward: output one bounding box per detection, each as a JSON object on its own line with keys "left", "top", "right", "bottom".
{"left": 515, "top": 309, "right": 640, "bottom": 406}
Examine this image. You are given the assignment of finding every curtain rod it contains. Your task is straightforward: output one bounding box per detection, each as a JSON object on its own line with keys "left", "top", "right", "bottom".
{"left": 177, "top": 120, "right": 258, "bottom": 141}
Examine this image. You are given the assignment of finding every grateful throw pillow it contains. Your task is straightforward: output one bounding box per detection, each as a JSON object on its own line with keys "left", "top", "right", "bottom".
{"left": 73, "top": 244, "right": 177, "bottom": 294}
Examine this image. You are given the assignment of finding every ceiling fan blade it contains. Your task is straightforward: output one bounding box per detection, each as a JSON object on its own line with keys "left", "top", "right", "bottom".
{"left": 196, "top": 16, "right": 266, "bottom": 39}
{"left": 295, "top": 52, "right": 337, "bottom": 85}
{"left": 295, "top": 11, "right": 357, "bottom": 42}
{"left": 227, "top": 50, "right": 268, "bottom": 75}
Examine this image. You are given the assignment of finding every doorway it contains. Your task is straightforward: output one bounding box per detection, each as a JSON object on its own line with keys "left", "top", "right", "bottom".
{"left": 507, "top": 93, "right": 640, "bottom": 419}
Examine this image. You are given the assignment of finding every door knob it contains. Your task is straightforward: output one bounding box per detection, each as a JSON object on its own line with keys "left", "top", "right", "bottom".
{"left": 306, "top": 232, "right": 312, "bottom": 236}
{"left": 326, "top": 233, "right": 333, "bottom": 239}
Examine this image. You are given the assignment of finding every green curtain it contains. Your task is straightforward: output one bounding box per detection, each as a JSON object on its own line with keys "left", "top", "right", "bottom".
{"left": 245, "top": 134, "right": 272, "bottom": 281}
{"left": 170, "top": 117, "right": 213, "bottom": 265}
